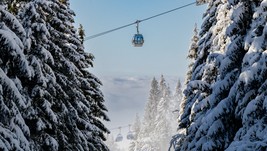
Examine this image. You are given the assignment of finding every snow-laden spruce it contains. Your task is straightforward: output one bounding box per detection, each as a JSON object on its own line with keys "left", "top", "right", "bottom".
{"left": 129, "top": 114, "right": 142, "bottom": 151}
{"left": 174, "top": 0, "right": 267, "bottom": 150}
{"left": 16, "top": 0, "right": 109, "bottom": 150}
{"left": 0, "top": 5, "right": 32, "bottom": 151}
{"left": 0, "top": 0, "right": 111, "bottom": 150}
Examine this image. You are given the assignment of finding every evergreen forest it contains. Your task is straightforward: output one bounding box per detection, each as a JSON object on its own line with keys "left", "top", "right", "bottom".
{"left": 2, "top": 0, "right": 267, "bottom": 151}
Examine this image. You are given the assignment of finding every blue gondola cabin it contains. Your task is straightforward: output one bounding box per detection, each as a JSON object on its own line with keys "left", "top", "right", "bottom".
{"left": 132, "top": 34, "right": 144, "bottom": 47}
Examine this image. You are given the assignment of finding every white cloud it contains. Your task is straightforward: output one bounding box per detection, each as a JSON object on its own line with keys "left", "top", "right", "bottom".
{"left": 101, "top": 76, "right": 150, "bottom": 114}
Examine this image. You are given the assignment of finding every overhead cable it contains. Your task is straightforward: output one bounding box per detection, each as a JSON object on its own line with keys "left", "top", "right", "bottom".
{"left": 84, "top": 1, "right": 196, "bottom": 41}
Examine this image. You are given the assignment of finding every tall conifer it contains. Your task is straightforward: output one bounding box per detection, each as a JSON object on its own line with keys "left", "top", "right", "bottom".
{"left": 174, "top": 0, "right": 265, "bottom": 150}
{"left": 19, "top": 0, "right": 109, "bottom": 150}
{"left": 0, "top": 5, "right": 32, "bottom": 151}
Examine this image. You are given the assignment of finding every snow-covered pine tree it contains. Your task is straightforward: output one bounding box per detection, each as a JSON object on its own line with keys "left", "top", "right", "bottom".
{"left": 129, "top": 113, "right": 142, "bottom": 151}
{"left": 155, "top": 85, "right": 172, "bottom": 151}
{"left": 176, "top": 27, "right": 199, "bottom": 144}
{"left": 173, "top": 79, "right": 182, "bottom": 111}
{"left": 132, "top": 113, "right": 141, "bottom": 140}
{"left": 159, "top": 75, "right": 167, "bottom": 97}
{"left": 139, "top": 77, "right": 161, "bottom": 150}
{"left": 19, "top": 0, "right": 109, "bottom": 150}
{"left": 185, "top": 24, "right": 199, "bottom": 84}
{"left": 78, "top": 24, "right": 85, "bottom": 44}
{"left": 177, "top": 0, "right": 223, "bottom": 144}
{"left": 176, "top": 0, "right": 257, "bottom": 150}
{"left": 140, "top": 77, "right": 160, "bottom": 138}
{"left": 170, "top": 79, "right": 182, "bottom": 131}
{"left": 0, "top": 5, "right": 32, "bottom": 151}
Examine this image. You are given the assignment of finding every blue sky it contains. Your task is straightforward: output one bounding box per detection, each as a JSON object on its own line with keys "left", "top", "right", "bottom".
{"left": 70, "top": 0, "right": 206, "bottom": 77}
{"left": 69, "top": 1, "right": 207, "bottom": 148}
